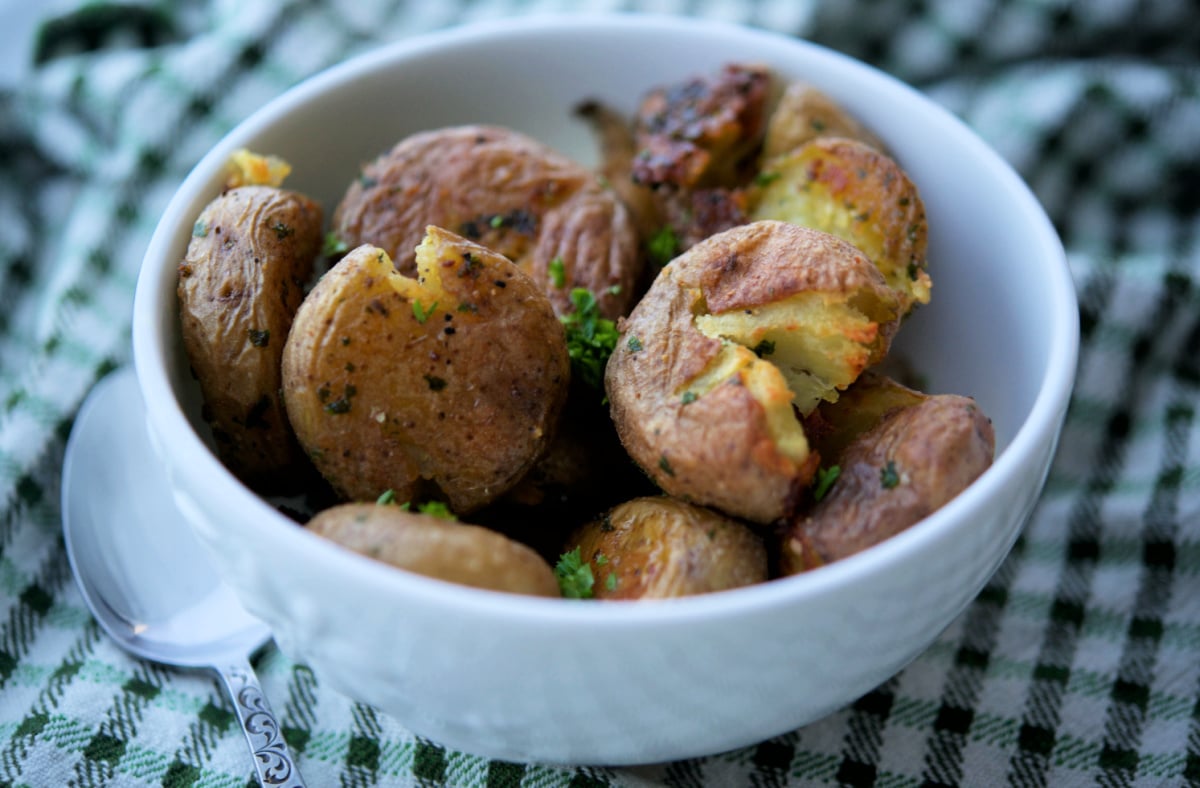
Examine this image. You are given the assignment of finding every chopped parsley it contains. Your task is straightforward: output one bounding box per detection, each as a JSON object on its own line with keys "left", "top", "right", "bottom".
{"left": 247, "top": 328, "right": 270, "bottom": 347}
{"left": 813, "top": 465, "right": 841, "bottom": 501}
{"left": 322, "top": 231, "right": 349, "bottom": 257}
{"left": 555, "top": 547, "right": 595, "bottom": 599}
{"left": 192, "top": 219, "right": 208, "bottom": 237}
{"left": 606, "top": 573, "right": 618, "bottom": 592}
{"left": 659, "top": 454, "right": 675, "bottom": 476}
{"left": 272, "top": 221, "right": 294, "bottom": 239}
{"left": 548, "top": 256, "right": 566, "bottom": 288}
{"left": 627, "top": 335, "right": 644, "bottom": 352}
{"left": 412, "top": 500, "right": 456, "bottom": 520}
{"left": 881, "top": 460, "right": 900, "bottom": 489}
{"left": 754, "top": 171, "right": 781, "bottom": 187}
{"left": 681, "top": 391, "right": 698, "bottom": 405}
{"left": 489, "top": 214, "right": 505, "bottom": 229}
{"left": 412, "top": 299, "right": 437, "bottom": 324}
{"left": 376, "top": 489, "right": 397, "bottom": 505}
{"left": 648, "top": 225, "right": 680, "bottom": 267}
{"left": 559, "top": 288, "right": 619, "bottom": 390}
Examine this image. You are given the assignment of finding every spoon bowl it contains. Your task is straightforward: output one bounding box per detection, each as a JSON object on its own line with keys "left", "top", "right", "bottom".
{"left": 61, "top": 367, "right": 305, "bottom": 787}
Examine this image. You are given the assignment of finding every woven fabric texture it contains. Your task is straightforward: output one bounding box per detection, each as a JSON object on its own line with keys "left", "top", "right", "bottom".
{"left": 1, "top": 1, "right": 1197, "bottom": 785}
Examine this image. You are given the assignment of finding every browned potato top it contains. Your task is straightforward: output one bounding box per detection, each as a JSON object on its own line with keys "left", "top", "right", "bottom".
{"left": 568, "top": 497, "right": 767, "bottom": 599}
{"left": 282, "top": 227, "right": 570, "bottom": 513}
{"left": 781, "top": 394, "right": 995, "bottom": 572}
{"left": 606, "top": 221, "right": 902, "bottom": 523}
{"left": 178, "top": 185, "right": 323, "bottom": 490}
{"left": 332, "top": 125, "right": 641, "bottom": 319}
{"left": 308, "top": 503, "right": 560, "bottom": 596}
{"left": 760, "top": 81, "right": 885, "bottom": 162}
{"left": 751, "top": 137, "right": 931, "bottom": 311}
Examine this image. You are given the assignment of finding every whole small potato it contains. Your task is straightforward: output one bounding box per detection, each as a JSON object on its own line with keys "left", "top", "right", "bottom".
{"left": 308, "top": 503, "right": 560, "bottom": 596}
{"left": 804, "top": 371, "right": 929, "bottom": 463}
{"left": 751, "top": 137, "right": 931, "bottom": 312}
{"left": 567, "top": 497, "right": 767, "bottom": 599}
{"left": 282, "top": 227, "right": 570, "bottom": 513}
{"left": 177, "top": 184, "right": 323, "bottom": 490}
{"left": 780, "top": 394, "right": 995, "bottom": 572}
{"left": 332, "top": 125, "right": 641, "bottom": 319}
{"left": 605, "top": 220, "right": 902, "bottom": 523}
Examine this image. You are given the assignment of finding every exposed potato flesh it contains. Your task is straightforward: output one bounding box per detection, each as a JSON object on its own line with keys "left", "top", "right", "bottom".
{"left": 308, "top": 503, "right": 560, "bottom": 596}
{"left": 751, "top": 138, "right": 931, "bottom": 312}
{"left": 568, "top": 497, "right": 767, "bottom": 599}
{"left": 332, "top": 125, "right": 641, "bottom": 319}
{"left": 178, "top": 184, "right": 322, "bottom": 490}
{"left": 761, "top": 82, "right": 885, "bottom": 161}
{"left": 605, "top": 220, "right": 901, "bottom": 523}
{"left": 224, "top": 149, "right": 293, "bottom": 189}
{"left": 780, "top": 394, "right": 995, "bottom": 571}
{"left": 281, "top": 227, "right": 570, "bottom": 513}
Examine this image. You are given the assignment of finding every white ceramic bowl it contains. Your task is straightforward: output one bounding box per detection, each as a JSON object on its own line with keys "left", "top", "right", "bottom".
{"left": 132, "top": 14, "right": 1078, "bottom": 765}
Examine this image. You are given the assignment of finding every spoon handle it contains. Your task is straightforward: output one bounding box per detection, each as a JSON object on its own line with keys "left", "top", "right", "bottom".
{"left": 215, "top": 659, "right": 306, "bottom": 788}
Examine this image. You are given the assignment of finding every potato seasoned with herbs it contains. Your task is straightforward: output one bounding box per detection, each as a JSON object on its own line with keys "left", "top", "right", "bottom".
{"left": 760, "top": 81, "right": 885, "bottom": 162}
{"left": 605, "top": 220, "right": 902, "bottom": 524}
{"left": 751, "top": 137, "right": 931, "bottom": 312}
{"left": 178, "top": 184, "right": 323, "bottom": 491}
{"left": 308, "top": 502, "right": 560, "bottom": 596}
{"left": 780, "top": 394, "right": 994, "bottom": 572}
{"left": 562, "top": 497, "right": 767, "bottom": 600}
{"left": 281, "top": 226, "right": 570, "bottom": 513}
{"left": 331, "top": 125, "right": 641, "bottom": 320}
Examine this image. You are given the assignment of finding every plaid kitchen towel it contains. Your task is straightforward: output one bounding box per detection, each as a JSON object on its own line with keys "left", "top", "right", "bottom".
{"left": 1, "top": 0, "right": 1197, "bottom": 785}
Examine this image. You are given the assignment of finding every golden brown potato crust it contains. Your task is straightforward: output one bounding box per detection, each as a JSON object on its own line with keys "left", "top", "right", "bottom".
{"left": 281, "top": 229, "right": 570, "bottom": 513}
{"left": 177, "top": 185, "right": 322, "bottom": 490}
{"left": 605, "top": 221, "right": 901, "bottom": 524}
{"left": 760, "top": 81, "right": 885, "bottom": 162}
{"left": 308, "top": 503, "right": 560, "bottom": 596}
{"left": 568, "top": 497, "right": 767, "bottom": 599}
{"left": 780, "top": 394, "right": 995, "bottom": 572}
{"left": 332, "top": 125, "right": 640, "bottom": 319}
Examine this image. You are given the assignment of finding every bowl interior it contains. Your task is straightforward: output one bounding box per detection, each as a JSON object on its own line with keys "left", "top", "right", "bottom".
{"left": 135, "top": 13, "right": 1076, "bottom": 607}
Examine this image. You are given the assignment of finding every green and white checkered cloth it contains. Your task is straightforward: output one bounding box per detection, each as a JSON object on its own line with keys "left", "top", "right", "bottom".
{"left": 1, "top": 1, "right": 1197, "bottom": 785}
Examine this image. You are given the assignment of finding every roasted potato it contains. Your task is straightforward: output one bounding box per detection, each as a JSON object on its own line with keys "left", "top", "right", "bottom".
{"left": 177, "top": 184, "right": 323, "bottom": 490}
{"left": 760, "top": 81, "right": 885, "bottom": 162}
{"left": 780, "top": 394, "right": 995, "bottom": 572}
{"left": 331, "top": 125, "right": 641, "bottom": 319}
{"left": 567, "top": 497, "right": 767, "bottom": 599}
{"left": 308, "top": 503, "right": 560, "bottom": 596}
{"left": 605, "top": 220, "right": 902, "bottom": 524}
{"left": 281, "top": 226, "right": 570, "bottom": 513}
{"left": 751, "top": 137, "right": 931, "bottom": 312}
{"left": 803, "top": 371, "right": 929, "bottom": 463}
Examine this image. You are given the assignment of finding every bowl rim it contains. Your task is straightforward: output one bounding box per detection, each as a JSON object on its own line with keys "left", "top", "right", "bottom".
{"left": 132, "top": 11, "right": 1079, "bottom": 629}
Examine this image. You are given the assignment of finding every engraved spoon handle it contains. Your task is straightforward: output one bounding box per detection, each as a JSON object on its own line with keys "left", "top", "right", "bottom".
{"left": 215, "top": 659, "right": 306, "bottom": 788}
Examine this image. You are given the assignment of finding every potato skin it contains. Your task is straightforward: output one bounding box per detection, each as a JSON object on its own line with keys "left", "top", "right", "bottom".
{"left": 605, "top": 220, "right": 900, "bottom": 524}
{"left": 281, "top": 229, "right": 570, "bottom": 513}
{"left": 761, "top": 81, "right": 884, "bottom": 162}
{"left": 568, "top": 497, "right": 767, "bottom": 599}
{"left": 780, "top": 394, "right": 995, "bottom": 572}
{"left": 177, "top": 185, "right": 322, "bottom": 490}
{"left": 332, "top": 125, "right": 641, "bottom": 319}
{"left": 308, "top": 503, "right": 560, "bottom": 596}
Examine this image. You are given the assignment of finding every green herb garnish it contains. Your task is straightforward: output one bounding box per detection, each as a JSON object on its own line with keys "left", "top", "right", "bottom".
{"left": 606, "top": 573, "right": 618, "bottom": 592}
{"left": 548, "top": 257, "right": 566, "bottom": 288}
{"left": 813, "top": 465, "right": 841, "bottom": 501}
{"left": 754, "top": 171, "right": 781, "bottom": 187}
{"left": 415, "top": 501, "right": 456, "bottom": 520}
{"left": 559, "top": 288, "right": 619, "bottom": 390}
{"left": 681, "top": 391, "right": 698, "bottom": 405}
{"left": 192, "top": 219, "right": 207, "bottom": 237}
{"left": 376, "top": 489, "right": 397, "bottom": 505}
{"left": 881, "top": 461, "right": 900, "bottom": 489}
{"left": 627, "top": 335, "right": 644, "bottom": 352}
{"left": 322, "top": 231, "right": 349, "bottom": 257}
{"left": 659, "top": 454, "right": 675, "bottom": 476}
{"left": 555, "top": 547, "right": 595, "bottom": 599}
{"left": 247, "top": 328, "right": 270, "bottom": 347}
{"left": 412, "top": 299, "right": 437, "bottom": 324}
{"left": 272, "top": 222, "right": 294, "bottom": 239}
{"left": 648, "top": 226, "right": 679, "bottom": 267}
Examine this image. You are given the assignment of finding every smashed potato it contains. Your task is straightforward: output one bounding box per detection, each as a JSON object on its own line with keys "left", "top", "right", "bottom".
{"left": 781, "top": 394, "right": 995, "bottom": 571}
{"left": 308, "top": 503, "right": 560, "bottom": 596}
{"left": 606, "top": 220, "right": 901, "bottom": 524}
{"left": 332, "top": 125, "right": 641, "bottom": 319}
{"left": 751, "top": 137, "right": 931, "bottom": 311}
{"left": 760, "top": 81, "right": 885, "bottom": 162}
{"left": 178, "top": 184, "right": 323, "bottom": 490}
{"left": 566, "top": 497, "right": 767, "bottom": 599}
{"left": 281, "top": 227, "right": 570, "bottom": 513}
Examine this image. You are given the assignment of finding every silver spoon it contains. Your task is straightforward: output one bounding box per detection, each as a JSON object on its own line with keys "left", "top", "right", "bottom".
{"left": 61, "top": 367, "right": 305, "bottom": 788}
